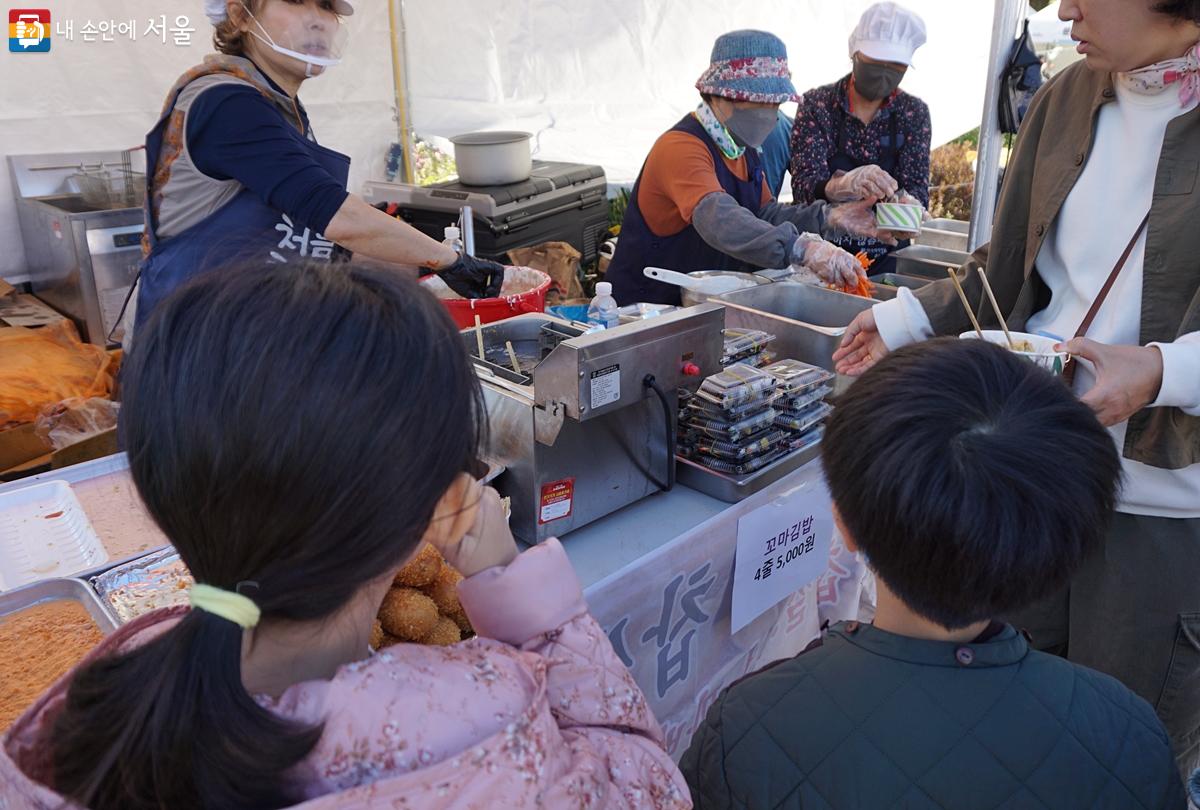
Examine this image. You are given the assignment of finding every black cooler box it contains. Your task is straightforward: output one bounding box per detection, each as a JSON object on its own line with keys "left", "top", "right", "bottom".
{"left": 362, "top": 161, "right": 610, "bottom": 265}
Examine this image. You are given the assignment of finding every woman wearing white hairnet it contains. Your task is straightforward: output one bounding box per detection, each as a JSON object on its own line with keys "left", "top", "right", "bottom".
{"left": 130, "top": 0, "right": 504, "bottom": 334}
{"left": 788, "top": 2, "right": 932, "bottom": 273}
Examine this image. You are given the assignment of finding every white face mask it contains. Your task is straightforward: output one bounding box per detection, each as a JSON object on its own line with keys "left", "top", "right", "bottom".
{"left": 243, "top": 4, "right": 347, "bottom": 78}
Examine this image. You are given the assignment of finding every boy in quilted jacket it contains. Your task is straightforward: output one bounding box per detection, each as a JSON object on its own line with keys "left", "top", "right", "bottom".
{"left": 682, "top": 338, "right": 1184, "bottom": 809}
{"left": 0, "top": 262, "right": 690, "bottom": 810}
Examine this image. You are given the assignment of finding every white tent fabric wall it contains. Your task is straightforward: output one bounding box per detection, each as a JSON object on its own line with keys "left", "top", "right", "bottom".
{"left": 0, "top": 1, "right": 996, "bottom": 282}
{"left": 402, "top": 0, "right": 996, "bottom": 185}
{"left": 0, "top": 0, "right": 397, "bottom": 282}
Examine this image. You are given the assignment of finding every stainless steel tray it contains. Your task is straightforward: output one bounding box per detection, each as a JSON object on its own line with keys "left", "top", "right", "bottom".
{"left": 717, "top": 282, "right": 874, "bottom": 373}
{"left": 867, "top": 272, "right": 934, "bottom": 301}
{"left": 0, "top": 576, "right": 119, "bottom": 633}
{"left": 676, "top": 439, "right": 823, "bottom": 503}
{"left": 915, "top": 218, "right": 970, "bottom": 251}
{"left": 869, "top": 273, "right": 933, "bottom": 291}
{"left": 891, "top": 245, "right": 971, "bottom": 279}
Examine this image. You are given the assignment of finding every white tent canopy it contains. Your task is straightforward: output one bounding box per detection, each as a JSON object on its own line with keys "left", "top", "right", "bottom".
{"left": 1028, "top": 0, "right": 1073, "bottom": 49}
{"left": 0, "top": 0, "right": 997, "bottom": 281}
{"left": 403, "top": 0, "right": 997, "bottom": 185}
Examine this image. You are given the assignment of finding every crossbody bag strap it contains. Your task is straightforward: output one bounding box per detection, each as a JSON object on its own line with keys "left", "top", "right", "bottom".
{"left": 1062, "top": 211, "right": 1151, "bottom": 384}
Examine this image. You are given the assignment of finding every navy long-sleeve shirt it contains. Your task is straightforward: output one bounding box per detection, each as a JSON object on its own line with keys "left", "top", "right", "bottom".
{"left": 186, "top": 79, "right": 349, "bottom": 235}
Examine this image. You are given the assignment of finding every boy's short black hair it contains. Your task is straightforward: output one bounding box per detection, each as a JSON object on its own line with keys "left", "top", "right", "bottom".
{"left": 1156, "top": 0, "right": 1200, "bottom": 23}
{"left": 821, "top": 338, "right": 1121, "bottom": 630}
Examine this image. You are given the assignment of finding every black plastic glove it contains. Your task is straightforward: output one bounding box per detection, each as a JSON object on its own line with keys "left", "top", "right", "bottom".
{"left": 437, "top": 253, "right": 505, "bottom": 299}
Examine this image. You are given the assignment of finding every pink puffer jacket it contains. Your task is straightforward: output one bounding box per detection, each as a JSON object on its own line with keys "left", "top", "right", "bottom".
{"left": 0, "top": 539, "right": 691, "bottom": 809}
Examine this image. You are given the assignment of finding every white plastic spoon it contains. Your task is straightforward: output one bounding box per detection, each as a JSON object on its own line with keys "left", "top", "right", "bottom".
{"left": 642, "top": 267, "right": 751, "bottom": 295}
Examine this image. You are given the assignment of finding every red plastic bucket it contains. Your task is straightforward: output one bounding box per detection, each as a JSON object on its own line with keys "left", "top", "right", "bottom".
{"left": 426, "top": 267, "right": 552, "bottom": 329}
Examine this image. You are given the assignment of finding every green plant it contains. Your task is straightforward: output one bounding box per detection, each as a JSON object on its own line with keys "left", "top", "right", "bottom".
{"left": 412, "top": 138, "right": 457, "bottom": 186}
{"left": 953, "top": 127, "right": 980, "bottom": 148}
{"left": 608, "top": 188, "right": 630, "bottom": 230}
{"left": 928, "top": 142, "right": 975, "bottom": 221}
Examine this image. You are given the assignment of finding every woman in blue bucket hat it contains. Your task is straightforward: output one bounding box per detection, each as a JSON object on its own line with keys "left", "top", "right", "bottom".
{"left": 606, "top": 30, "right": 894, "bottom": 306}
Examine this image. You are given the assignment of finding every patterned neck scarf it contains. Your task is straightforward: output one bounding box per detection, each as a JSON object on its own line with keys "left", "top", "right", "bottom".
{"left": 694, "top": 102, "right": 745, "bottom": 160}
{"left": 1122, "top": 41, "right": 1200, "bottom": 106}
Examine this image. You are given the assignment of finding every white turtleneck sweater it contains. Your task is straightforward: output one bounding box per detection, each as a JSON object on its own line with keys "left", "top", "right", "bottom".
{"left": 874, "top": 72, "right": 1200, "bottom": 518}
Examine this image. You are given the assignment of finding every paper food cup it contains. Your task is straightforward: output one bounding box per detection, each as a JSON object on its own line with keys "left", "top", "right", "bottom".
{"left": 874, "top": 202, "right": 923, "bottom": 233}
{"left": 960, "top": 330, "right": 1069, "bottom": 375}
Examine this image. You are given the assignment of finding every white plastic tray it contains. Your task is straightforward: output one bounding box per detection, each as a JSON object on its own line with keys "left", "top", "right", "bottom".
{"left": 0, "top": 480, "right": 106, "bottom": 591}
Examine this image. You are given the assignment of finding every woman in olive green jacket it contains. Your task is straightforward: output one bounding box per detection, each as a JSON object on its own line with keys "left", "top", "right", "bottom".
{"left": 835, "top": 0, "right": 1200, "bottom": 775}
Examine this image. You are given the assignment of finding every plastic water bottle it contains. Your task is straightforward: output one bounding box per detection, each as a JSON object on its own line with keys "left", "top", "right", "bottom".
{"left": 442, "top": 226, "right": 463, "bottom": 254}
{"left": 586, "top": 282, "right": 620, "bottom": 330}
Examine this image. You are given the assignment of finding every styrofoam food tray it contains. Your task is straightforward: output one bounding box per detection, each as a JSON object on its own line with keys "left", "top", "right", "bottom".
{"left": 0, "top": 480, "right": 106, "bottom": 591}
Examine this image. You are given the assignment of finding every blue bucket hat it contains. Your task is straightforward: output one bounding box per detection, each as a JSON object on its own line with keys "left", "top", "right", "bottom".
{"left": 695, "top": 30, "right": 799, "bottom": 104}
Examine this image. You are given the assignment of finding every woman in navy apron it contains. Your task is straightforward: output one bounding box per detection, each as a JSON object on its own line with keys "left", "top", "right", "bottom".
{"left": 130, "top": 0, "right": 503, "bottom": 336}
{"left": 789, "top": 2, "right": 933, "bottom": 275}
{"left": 606, "top": 30, "right": 890, "bottom": 307}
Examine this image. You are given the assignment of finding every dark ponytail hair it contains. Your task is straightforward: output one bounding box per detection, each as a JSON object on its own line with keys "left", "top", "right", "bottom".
{"left": 51, "top": 262, "right": 484, "bottom": 809}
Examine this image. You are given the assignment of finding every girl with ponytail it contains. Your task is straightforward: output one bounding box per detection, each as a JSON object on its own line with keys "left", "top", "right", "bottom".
{"left": 0, "top": 262, "right": 689, "bottom": 809}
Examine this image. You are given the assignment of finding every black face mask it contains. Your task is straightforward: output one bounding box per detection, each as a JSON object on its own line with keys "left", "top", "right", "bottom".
{"left": 853, "top": 60, "right": 904, "bottom": 101}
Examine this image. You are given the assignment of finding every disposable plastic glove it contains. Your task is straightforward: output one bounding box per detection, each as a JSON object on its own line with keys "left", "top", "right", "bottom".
{"left": 792, "top": 233, "right": 863, "bottom": 288}
{"left": 825, "top": 199, "right": 900, "bottom": 245}
{"left": 892, "top": 190, "right": 933, "bottom": 223}
{"left": 824, "top": 164, "right": 898, "bottom": 202}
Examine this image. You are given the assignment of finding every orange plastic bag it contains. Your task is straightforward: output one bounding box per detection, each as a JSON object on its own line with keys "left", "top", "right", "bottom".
{"left": 0, "top": 322, "right": 115, "bottom": 429}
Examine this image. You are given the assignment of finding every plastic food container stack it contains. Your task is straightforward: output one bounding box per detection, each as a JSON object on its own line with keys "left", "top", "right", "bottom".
{"left": 761, "top": 360, "right": 836, "bottom": 448}
{"left": 678, "top": 364, "right": 791, "bottom": 475}
{"left": 721, "top": 328, "right": 776, "bottom": 368}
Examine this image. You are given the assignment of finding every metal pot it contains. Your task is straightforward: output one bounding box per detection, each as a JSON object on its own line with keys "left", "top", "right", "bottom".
{"left": 681, "top": 271, "right": 772, "bottom": 307}
{"left": 450, "top": 131, "right": 533, "bottom": 186}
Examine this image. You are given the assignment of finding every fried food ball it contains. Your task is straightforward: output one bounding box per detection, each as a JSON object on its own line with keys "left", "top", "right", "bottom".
{"left": 394, "top": 544, "right": 443, "bottom": 588}
{"left": 369, "top": 619, "right": 385, "bottom": 651}
{"left": 378, "top": 587, "right": 438, "bottom": 641}
{"left": 448, "top": 606, "right": 473, "bottom": 634}
{"left": 424, "top": 564, "right": 471, "bottom": 632}
{"left": 420, "top": 616, "right": 462, "bottom": 647}
{"left": 424, "top": 564, "right": 462, "bottom": 613}
{"left": 378, "top": 632, "right": 403, "bottom": 649}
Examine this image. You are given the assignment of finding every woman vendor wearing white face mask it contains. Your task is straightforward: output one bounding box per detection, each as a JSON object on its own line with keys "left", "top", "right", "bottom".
{"left": 605, "top": 30, "right": 894, "bottom": 307}
{"left": 129, "top": 0, "right": 505, "bottom": 335}
{"left": 787, "top": 2, "right": 932, "bottom": 274}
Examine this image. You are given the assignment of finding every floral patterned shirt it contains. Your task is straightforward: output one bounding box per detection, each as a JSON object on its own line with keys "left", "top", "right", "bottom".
{"left": 0, "top": 540, "right": 690, "bottom": 810}
{"left": 789, "top": 75, "right": 932, "bottom": 207}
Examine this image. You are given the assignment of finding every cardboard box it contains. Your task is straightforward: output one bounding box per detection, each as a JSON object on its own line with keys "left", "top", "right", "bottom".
{"left": 51, "top": 427, "right": 118, "bottom": 469}
{"left": 0, "top": 294, "right": 65, "bottom": 329}
{"left": 0, "top": 423, "right": 54, "bottom": 474}
{"left": 0, "top": 425, "right": 119, "bottom": 481}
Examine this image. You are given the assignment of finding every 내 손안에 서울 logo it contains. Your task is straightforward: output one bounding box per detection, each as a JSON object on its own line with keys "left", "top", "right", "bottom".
{"left": 9, "top": 8, "right": 50, "bottom": 52}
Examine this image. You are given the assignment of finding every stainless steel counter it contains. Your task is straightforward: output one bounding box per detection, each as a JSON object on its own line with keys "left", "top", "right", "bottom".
{"left": 0, "top": 454, "right": 744, "bottom": 590}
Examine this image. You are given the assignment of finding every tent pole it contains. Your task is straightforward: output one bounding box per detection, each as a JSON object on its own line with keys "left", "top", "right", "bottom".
{"left": 388, "top": 0, "right": 416, "bottom": 184}
{"left": 968, "top": 0, "right": 1026, "bottom": 252}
